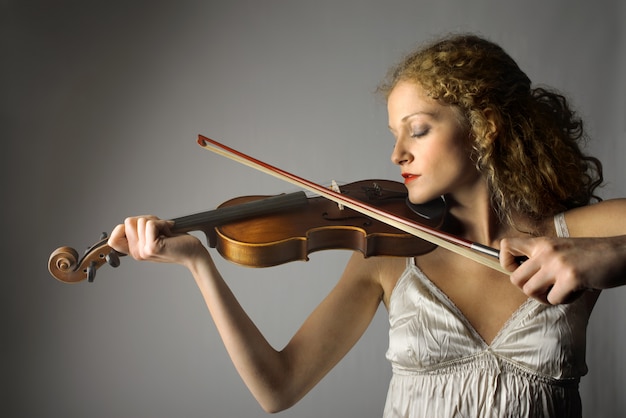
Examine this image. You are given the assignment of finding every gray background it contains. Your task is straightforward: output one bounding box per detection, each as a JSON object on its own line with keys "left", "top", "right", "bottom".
{"left": 2, "top": 1, "right": 625, "bottom": 417}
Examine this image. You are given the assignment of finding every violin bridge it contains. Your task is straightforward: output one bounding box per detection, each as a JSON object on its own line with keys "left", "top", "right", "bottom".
{"left": 330, "top": 180, "right": 344, "bottom": 210}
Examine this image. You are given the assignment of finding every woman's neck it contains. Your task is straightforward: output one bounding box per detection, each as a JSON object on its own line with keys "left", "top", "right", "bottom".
{"left": 443, "top": 185, "right": 538, "bottom": 247}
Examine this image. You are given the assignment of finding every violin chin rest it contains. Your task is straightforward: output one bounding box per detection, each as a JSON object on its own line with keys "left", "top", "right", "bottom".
{"left": 405, "top": 196, "right": 446, "bottom": 221}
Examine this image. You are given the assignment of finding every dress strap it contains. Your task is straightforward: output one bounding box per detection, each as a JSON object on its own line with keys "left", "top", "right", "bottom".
{"left": 554, "top": 212, "right": 570, "bottom": 238}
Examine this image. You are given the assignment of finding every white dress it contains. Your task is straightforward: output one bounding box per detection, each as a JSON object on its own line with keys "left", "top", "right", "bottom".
{"left": 383, "top": 214, "right": 593, "bottom": 417}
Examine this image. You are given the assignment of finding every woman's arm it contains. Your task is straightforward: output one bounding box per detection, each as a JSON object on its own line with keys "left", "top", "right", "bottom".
{"left": 500, "top": 198, "right": 626, "bottom": 305}
{"left": 108, "top": 216, "right": 384, "bottom": 413}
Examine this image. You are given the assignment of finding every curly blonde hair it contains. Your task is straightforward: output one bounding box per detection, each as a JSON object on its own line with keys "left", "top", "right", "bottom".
{"left": 379, "top": 34, "right": 603, "bottom": 226}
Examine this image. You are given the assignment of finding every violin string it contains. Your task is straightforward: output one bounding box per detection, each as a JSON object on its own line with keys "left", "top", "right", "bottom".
{"left": 197, "top": 135, "right": 509, "bottom": 275}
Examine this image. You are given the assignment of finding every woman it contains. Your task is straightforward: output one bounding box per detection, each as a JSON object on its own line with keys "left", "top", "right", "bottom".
{"left": 108, "top": 34, "right": 626, "bottom": 416}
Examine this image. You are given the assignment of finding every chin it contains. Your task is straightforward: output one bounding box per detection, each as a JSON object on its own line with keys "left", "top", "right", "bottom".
{"left": 406, "top": 194, "right": 447, "bottom": 221}
{"left": 407, "top": 192, "right": 438, "bottom": 205}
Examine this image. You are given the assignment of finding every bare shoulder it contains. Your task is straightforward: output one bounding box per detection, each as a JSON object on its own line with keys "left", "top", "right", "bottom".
{"left": 563, "top": 198, "right": 626, "bottom": 237}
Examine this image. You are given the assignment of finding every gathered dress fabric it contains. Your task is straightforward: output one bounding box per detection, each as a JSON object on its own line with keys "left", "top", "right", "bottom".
{"left": 383, "top": 213, "right": 594, "bottom": 417}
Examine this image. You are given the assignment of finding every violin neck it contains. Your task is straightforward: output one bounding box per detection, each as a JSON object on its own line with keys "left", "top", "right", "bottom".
{"left": 171, "top": 191, "right": 309, "bottom": 246}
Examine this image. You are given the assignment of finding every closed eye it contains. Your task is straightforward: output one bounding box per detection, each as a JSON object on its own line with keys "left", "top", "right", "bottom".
{"left": 410, "top": 128, "right": 429, "bottom": 138}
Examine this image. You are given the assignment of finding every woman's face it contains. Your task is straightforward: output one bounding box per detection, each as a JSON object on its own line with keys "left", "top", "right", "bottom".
{"left": 387, "top": 81, "right": 481, "bottom": 204}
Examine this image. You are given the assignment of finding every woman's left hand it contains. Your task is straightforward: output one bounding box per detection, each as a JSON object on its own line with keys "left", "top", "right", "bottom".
{"left": 500, "top": 236, "right": 626, "bottom": 304}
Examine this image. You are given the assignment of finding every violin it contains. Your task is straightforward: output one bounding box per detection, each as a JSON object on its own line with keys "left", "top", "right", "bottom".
{"left": 48, "top": 180, "right": 444, "bottom": 283}
{"left": 48, "top": 135, "right": 509, "bottom": 284}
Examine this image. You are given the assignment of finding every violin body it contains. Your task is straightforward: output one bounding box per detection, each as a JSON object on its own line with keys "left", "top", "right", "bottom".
{"left": 48, "top": 180, "right": 443, "bottom": 283}
{"left": 214, "top": 180, "right": 441, "bottom": 267}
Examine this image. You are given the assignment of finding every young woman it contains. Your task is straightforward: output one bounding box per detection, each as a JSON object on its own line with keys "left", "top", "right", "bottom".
{"left": 108, "top": 34, "right": 626, "bottom": 417}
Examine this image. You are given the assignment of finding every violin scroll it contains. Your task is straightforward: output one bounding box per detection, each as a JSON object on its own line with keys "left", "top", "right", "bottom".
{"left": 48, "top": 236, "right": 123, "bottom": 283}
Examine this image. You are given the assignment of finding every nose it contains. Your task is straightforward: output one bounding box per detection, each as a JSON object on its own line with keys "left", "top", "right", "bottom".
{"left": 391, "top": 137, "right": 411, "bottom": 166}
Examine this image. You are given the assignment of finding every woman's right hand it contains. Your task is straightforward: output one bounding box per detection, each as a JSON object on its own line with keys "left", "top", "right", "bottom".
{"left": 108, "top": 216, "right": 210, "bottom": 269}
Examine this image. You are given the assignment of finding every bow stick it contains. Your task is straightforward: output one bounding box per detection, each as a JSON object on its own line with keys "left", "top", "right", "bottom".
{"left": 197, "top": 135, "right": 509, "bottom": 274}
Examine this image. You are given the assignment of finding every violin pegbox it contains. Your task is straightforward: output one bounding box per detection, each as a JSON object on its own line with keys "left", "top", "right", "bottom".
{"left": 48, "top": 233, "right": 123, "bottom": 283}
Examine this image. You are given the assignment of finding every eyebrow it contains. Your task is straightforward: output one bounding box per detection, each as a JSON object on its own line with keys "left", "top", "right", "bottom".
{"left": 388, "top": 111, "right": 439, "bottom": 131}
{"left": 400, "top": 111, "right": 439, "bottom": 122}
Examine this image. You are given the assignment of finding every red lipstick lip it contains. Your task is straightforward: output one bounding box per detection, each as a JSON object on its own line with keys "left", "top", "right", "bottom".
{"left": 402, "top": 173, "right": 419, "bottom": 184}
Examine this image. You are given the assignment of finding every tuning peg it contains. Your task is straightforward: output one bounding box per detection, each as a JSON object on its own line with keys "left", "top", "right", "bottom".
{"left": 86, "top": 261, "right": 97, "bottom": 283}
{"left": 106, "top": 251, "right": 120, "bottom": 268}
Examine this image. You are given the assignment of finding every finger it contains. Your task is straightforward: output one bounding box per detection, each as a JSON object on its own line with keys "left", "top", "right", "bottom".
{"left": 145, "top": 218, "right": 174, "bottom": 238}
{"left": 522, "top": 278, "right": 553, "bottom": 304}
{"left": 517, "top": 262, "right": 562, "bottom": 304}
{"left": 508, "top": 253, "right": 540, "bottom": 289}
{"left": 547, "top": 287, "right": 584, "bottom": 305}
{"left": 499, "top": 238, "right": 530, "bottom": 271}
{"left": 138, "top": 217, "right": 173, "bottom": 258}
{"left": 123, "top": 217, "right": 144, "bottom": 259}
{"left": 159, "top": 219, "right": 175, "bottom": 236}
{"left": 108, "top": 223, "right": 129, "bottom": 253}
{"left": 545, "top": 275, "right": 586, "bottom": 305}
{"left": 508, "top": 261, "right": 554, "bottom": 304}
{"left": 136, "top": 217, "right": 151, "bottom": 259}
{"left": 144, "top": 218, "right": 166, "bottom": 256}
